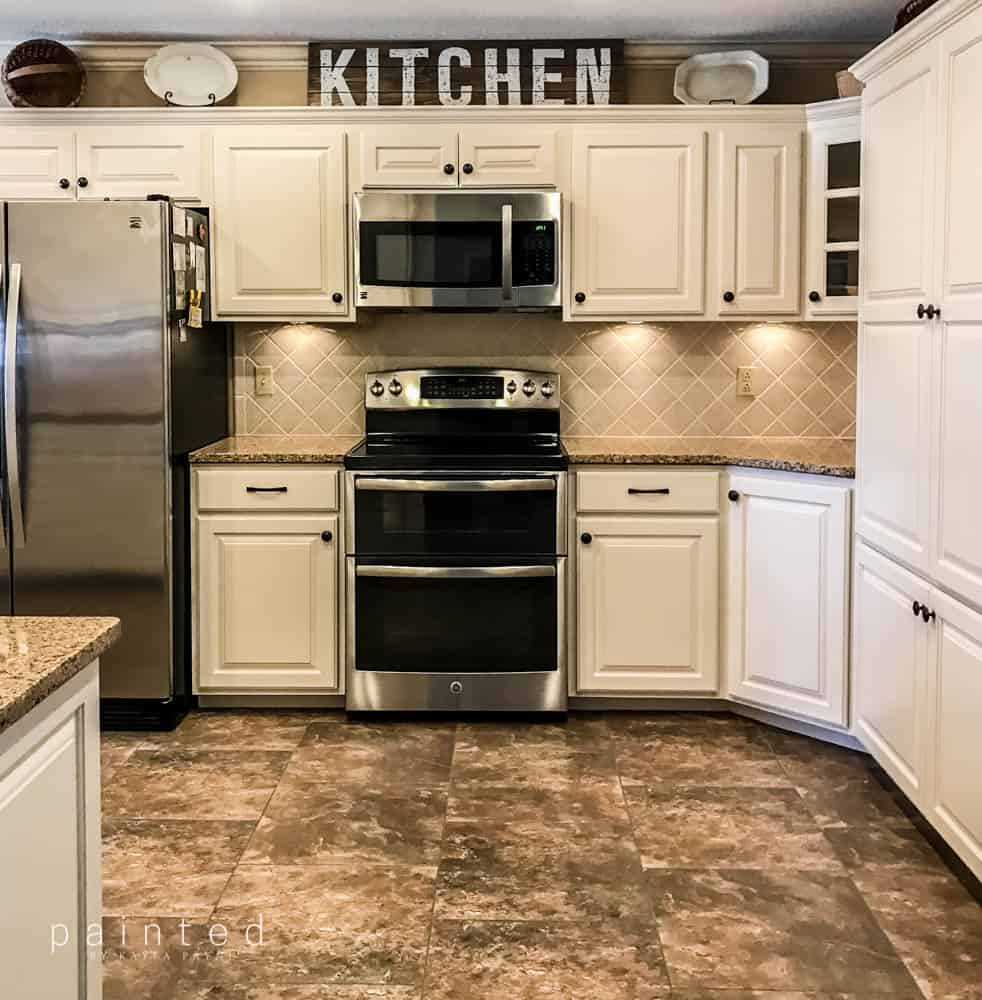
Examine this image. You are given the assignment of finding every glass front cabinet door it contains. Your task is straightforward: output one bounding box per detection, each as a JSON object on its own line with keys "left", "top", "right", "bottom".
{"left": 805, "top": 98, "right": 862, "bottom": 318}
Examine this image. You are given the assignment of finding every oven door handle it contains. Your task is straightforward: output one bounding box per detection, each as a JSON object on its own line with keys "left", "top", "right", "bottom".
{"left": 355, "top": 477, "right": 556, "bottom": 493}
{"left": 356, "top": 565, "right": 556, "bottom": 580}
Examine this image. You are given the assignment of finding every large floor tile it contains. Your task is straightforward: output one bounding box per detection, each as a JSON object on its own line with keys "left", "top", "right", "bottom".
{"left": 138, "top": 711, "right": 322, "bottom": 750}
{"left": 240, "top": 777, "right": 447, "bottom": 866}
{"left": 791, "top": 774, "right": 913, "bottom": 830}
{"left": 852, "top": 866, "right": 982, "bottom": 1000}
{"left": 102, "top": 818, "right": 255, "bottom": 917}
{"left": 647, "top": 868, "right": 922, "bottom": 995}
{"left": 626, "top": 785, "right": 843, "bottom": 871}
{"left": 764, "top": 728, "right": 877, "bottom": 786}
{"left": 824, "top": 824, "right": 950, "bottom": 874}
{"left": 424, "top": 918, "right": 671, "bottom": 999}
{"left": 102, "top": 749, "right": 292, "bottom": 820}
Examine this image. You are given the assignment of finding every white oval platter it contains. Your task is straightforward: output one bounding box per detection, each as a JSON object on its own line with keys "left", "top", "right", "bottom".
{"left": 674, "top": 50, "right": 769, "bottom": 105}
{"left": 144, "top": 43, "right": 238, "bottom": 106}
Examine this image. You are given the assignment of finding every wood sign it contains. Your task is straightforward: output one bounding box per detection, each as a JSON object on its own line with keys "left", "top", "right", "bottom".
{"left": 308, "top": 41, "right": 625, "bottom": 107}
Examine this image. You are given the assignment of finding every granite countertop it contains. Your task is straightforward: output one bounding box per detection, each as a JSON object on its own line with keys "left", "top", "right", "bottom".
{"left": 190, "top": 435, "right": 362, "bottom": 465}
{"left": 0, "top": 617, "right": 121, "bottom": 736}
{"left": 565, "top": 437, "right": 856, "bottom": 478}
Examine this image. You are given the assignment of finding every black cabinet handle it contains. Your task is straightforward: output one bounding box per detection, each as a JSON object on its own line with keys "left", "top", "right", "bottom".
{"left": 628, "top": 488, "right": 670, "bottom": 495}
{"left": 321, "top": 530, "right": 333, "bottom": 543}
{"left": 574, "top": 292, "right": 586, "bottom": 303}
{"left": 913, "top": 600, "right": 923, "bottom": 617}
{"left": 462, "top": 163, "right": 474, "bottom": 174}
{"left": 77, "top": 176, "right": 88, "bottom": 188}
{"left": 917, "top": 303, "right": 928, "bottom": 319}
{"left": 723, "top": 291, "right": 735, "bottom": 303}
{"left": 921, "top": 605, "right": 936, "bottom": 623}
{"left": 808, "top": 290, "right": 821, "bottom": 303}
{"left": 580, "top": 532, "right": 593, "bottom": 544}
{"left": 246, "top": 486, "right": 288, "bottom": 493}
{"left": 927, "top": 304, "right": 940, "bottom": 319}
{"left": 58, "top": 177, "right": 70, "bottom": 189}
{"left": 728, "top": 489, "right": 740, "bottom": 502}
{"left": 332, "top": 292, "right": 343, "bottom": 303}
{"left": 443, "top": 163, "right": 455, "bottom": 175}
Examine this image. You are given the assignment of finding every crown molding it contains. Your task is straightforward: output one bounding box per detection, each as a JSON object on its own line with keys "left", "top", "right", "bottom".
{"left": 625, "top": 39, "right": 876, "bottom": 67}
{"left": 805, "top": 95, "right": 862, "bottom": 122}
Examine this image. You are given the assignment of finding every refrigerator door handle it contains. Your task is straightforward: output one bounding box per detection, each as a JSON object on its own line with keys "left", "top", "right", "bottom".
{"left": 4, "top": 262, "right": 24, "bottom": 547}
{"left": 0, "top": 256, "right": 6, "bottom": 551}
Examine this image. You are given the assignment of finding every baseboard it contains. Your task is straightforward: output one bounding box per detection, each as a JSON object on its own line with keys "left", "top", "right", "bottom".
{"left": 569, "top": 696, "right": 729, "bottom": 711}
{"left": 197, "top": 694, "right": 346, "bottom": 709}
{"left": 729, "top": 702, "right": 864, "bottom": 751}
{"left": 100, "top": 697, "right": 191, "bottom": 732}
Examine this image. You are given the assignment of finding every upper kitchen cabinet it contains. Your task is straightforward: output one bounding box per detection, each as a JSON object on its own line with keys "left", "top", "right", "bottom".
{"left": 359, "top": 125, "right": 559, "bottom": 188}
{"left": 212, "top": 126, "right": 351, "bottom": 320}
{"left": 804, "top": 99, "right": 861, "bottom": 318}
{"left": 716, "top": 124, "right": 802, "bottom": 316}
{"left": 569, "top": 126, "right": 707, "bottom": 317}
{"left": 0, "top": 124, "right": 205, "bottom": 201}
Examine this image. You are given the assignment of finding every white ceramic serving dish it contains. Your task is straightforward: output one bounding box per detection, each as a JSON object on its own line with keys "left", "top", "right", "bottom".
{"left": 144, "top": 43, "right": 238, "bottom": 106}
{"left": 673, "top": 50, "right": 769, "bottom": 105}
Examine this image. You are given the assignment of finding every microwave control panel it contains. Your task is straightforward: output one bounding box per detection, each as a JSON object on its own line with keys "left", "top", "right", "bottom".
{"left": 514, "top": 221, "right": 556, "bottom": 287}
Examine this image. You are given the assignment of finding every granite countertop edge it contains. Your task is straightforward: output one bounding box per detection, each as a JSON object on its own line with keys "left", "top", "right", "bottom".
{"left": 0, "top": 618, "right": 121, "bottom": 737}
{"left": 566, "top": 451, "right": 856, "bottom": 478}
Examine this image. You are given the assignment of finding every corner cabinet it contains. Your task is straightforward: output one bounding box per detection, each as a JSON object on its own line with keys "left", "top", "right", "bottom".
{"left": 193, "top": 466, "right": 342, "bottom": 693}
{"left": 212, "top": 127, "right": 351, "bottom": 320}
{"left": 726, "top": 472, "right": 852, "bottom": 726}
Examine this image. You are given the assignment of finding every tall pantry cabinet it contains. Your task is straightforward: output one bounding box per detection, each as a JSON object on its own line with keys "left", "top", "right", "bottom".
{"left": 851, "top": 0, "right": 982, "bottom": 881}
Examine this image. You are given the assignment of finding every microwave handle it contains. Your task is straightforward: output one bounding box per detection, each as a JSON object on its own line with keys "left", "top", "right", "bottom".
{"left": 501, "top": 203, "right": 513, "bottom": 302}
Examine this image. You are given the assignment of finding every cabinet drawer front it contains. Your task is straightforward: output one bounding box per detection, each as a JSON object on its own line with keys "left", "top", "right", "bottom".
{"left": 195, "top": 467, "right": 339, "bottom": 512}
{"left": 576, "top": 469, "right": 719, "bottom": 513}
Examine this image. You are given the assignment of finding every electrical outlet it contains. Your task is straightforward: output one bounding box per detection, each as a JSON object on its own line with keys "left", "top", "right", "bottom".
{"left": 254, "top": 365, "right": 274, "bottom": 397}
{"left": 736, "top": 366, "right": 757, "bottom": 398}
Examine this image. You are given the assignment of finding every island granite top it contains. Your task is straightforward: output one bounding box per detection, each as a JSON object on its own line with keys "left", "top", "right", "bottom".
{"left": 0, "top": 617, "right": 121, "bottom": 736}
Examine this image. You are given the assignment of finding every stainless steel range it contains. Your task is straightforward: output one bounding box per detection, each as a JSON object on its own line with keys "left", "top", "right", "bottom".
{"left": 344, "top": 368, "right": 568, "bottom": 713}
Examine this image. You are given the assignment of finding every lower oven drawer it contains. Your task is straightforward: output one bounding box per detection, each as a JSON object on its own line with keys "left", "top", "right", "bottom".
{"left": 348, "top": 559, "right": 563, "bottom": 674}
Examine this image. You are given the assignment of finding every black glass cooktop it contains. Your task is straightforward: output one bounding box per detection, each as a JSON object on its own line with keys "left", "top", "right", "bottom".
{"left": 344, "top": 435, "right": 568, "bottom": 471}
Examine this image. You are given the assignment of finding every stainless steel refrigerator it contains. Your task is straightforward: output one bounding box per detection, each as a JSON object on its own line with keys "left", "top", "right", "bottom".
{"left": 0, "top": 199, "right": 229, "bottom": 728}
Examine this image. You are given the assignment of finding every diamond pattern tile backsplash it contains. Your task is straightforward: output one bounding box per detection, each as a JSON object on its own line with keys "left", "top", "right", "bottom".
{"left": 233, "top": 313, "right": 857, "bottom": 439}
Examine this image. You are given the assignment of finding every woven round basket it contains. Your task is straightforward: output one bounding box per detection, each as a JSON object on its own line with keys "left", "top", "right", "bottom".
{"left": 894, "top": 0, "right": 941, "bottom": 32}
{"left": 2, "top": 39, "right": 86, "bottom": 108}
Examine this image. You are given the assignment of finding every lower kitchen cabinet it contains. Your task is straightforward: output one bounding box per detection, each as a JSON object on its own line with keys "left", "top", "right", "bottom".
{"left": 576, "top": 515, "right": 719, "bottom": 693}
{"left": 196, "top": 514, "right": 339, "bottom": 691}
{"left": 726, "top": 472, "right": 851, "bottom": 725}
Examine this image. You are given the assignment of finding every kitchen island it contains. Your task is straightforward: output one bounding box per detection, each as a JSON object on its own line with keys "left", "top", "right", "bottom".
{"left": 0, "top": 617, "right": 120, "bottom": 1000}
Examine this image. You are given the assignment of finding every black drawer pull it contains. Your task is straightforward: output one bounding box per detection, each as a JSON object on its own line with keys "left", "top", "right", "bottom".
{"left": 628, "top": 488, "right": 671, "bottom": 495}
{"left": 246, "top": 486, "right": 288, "bottom": 493}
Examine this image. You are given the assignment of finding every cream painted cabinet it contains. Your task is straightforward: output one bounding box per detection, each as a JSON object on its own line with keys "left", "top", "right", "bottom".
{"left": 576, "top": 515, "right": 719, "bottom": 693}
{"left": 197, "top": 514, "right": 339, "bottom": 691}
{"left": 0, "top": 127, "right": 75, "bottom": 199}
{"left": 716, "top": 124, "right": 802, "bottom": 315}
{"left": 457, "top": 127, "right": 558, "bottom": 187}
{"left": 213, "top": 127, "right": 350, "bottom": 319}
{"left": 569, "top": 127, "right": 707, "bottom": 317}
{"left": 725, "top": 472, "right": 851, "bottom": 726}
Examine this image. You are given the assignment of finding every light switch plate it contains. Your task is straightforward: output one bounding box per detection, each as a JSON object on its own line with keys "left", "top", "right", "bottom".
{"left": 254, "top": 365, "right": 274, "bottom": 397}
{"left": 736, "top": 366, "right": 757, "bottom": 397}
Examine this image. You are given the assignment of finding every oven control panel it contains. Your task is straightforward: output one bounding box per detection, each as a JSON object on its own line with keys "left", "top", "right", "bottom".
{"left": 365, "top": 369, "right": 560, "bottom": 409}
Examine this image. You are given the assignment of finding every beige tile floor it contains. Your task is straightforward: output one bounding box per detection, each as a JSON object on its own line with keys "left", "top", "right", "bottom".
{"left": 99, "top": 711, "right": 982, "bottom": 1000}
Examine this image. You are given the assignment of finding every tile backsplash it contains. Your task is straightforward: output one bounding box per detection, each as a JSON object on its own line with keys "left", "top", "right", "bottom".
{"left": 232, "top": 313, "right": 856, "bottom": 439}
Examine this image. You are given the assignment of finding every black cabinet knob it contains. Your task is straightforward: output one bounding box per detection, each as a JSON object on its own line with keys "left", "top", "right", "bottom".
{"left": 443, "top": 163, "right": 455, "bottom": 175}
{"left": 917, "top": 303, "right": 928, "bottom": 319}
{"left": 321, "top": 530, "right": 333, "bottom": 543}
{"left": 77, "top": 176, "right": 88, "bottom": 188}
{"left": 926, "top": 304, "right": 940, "bottom": 319}
{"left": 728, "top": 489, "right": 740, "bottom": 502}
{"left": 580, "top": 532, "right": 593, "bottom": 544}
{"left": 913, "top": 600, "right": 923, "bottom": 617}
{"left": 921, "top": 605, "right": 936, "bottom": 623}
{"left": 723, "top": 291, "right": 735, "bottom": 303}
{"left": 58, "top": 177, "right": 70, "bottom": 189}
{"left": 462, "top": 163, "right": 474, "bottom": 174}
{"left": 574, "top": 292, "right": 586, "bottom": 303}
{"left": 808, "top": 290, "right": 821, "bottom": 303}
{"left": 332, "top": 292, "right": 343, "bottom": 303}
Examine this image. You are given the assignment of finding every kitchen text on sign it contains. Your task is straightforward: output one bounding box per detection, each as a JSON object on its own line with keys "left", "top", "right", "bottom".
{"left": 308, "top": 42, "right": 626, "bottom": 107}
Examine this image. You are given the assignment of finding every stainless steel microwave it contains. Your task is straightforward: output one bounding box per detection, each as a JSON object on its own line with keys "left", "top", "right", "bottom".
{"left": 354, "top": 190, "right": 561, "bottom": 309}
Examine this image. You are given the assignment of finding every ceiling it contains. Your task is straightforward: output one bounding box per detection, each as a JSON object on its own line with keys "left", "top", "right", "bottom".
{"left": 0, "top": 1, "right": 895, "bottom": 44}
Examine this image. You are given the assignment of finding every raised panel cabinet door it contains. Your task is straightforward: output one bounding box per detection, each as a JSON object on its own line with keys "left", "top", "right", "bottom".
{"left": 856, "top": 318, "right": 933, "bottom": 572}
{"left": 75, "top": 126, "right": 202, "bottom": 200}
{"left": 570, "top": 127, "right": 707, "bottom": 316}
{"left": 576, "top": 515, "right": 719, "bottom": 693}
{"left": 0, "top": 127, "right": 75, "bottom": 200}
{"left": 853, "top": 542, "right": 930, "bottom": 804}
{"left": 197, "top": 514, "right": 338, "bottom": 690}
{"left": 726, "top": 473, "right": 851, "bottom": 725}
{"left": 932, "top": 320, "right": 982, "bottom": 606}
{"left": 924, "top": 588, "right": 982, "bottom": 881}
{"left": 457, "top": 127, "right": 558, "bottom": 187}
{"left": 213, "top": 128, "right": 348, "bottom": 317}
{"left": 860, "top": 42, "right": 937, "bottom": 321}
{"left": 360, "top": 127, "right": 458, "bottom": 187}
{"left": 935, "top": 3, "right": 982, "bottom": 318}
{"left": 717, "top": 125, "right": 802, "bottom": 315}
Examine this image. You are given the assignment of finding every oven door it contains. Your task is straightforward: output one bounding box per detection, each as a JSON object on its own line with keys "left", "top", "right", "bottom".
{"left": 347, "top": 473, "right": 565, "bottom": 557}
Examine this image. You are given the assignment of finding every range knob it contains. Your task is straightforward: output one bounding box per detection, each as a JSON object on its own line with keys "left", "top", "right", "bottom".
{"left": 388, "top": 378, "right": 403, "bottom": 396}
{"left": 540, "top": 381, "right": 555, "bottom": 398}
{"left": 369, "top": 379, "right": 385, "bottom": 397}
{"left": 522, "top": 379, "right": 537, "bottom": 397}
{"left": 506, "top": 379, "right": 518, "bottom": 395}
